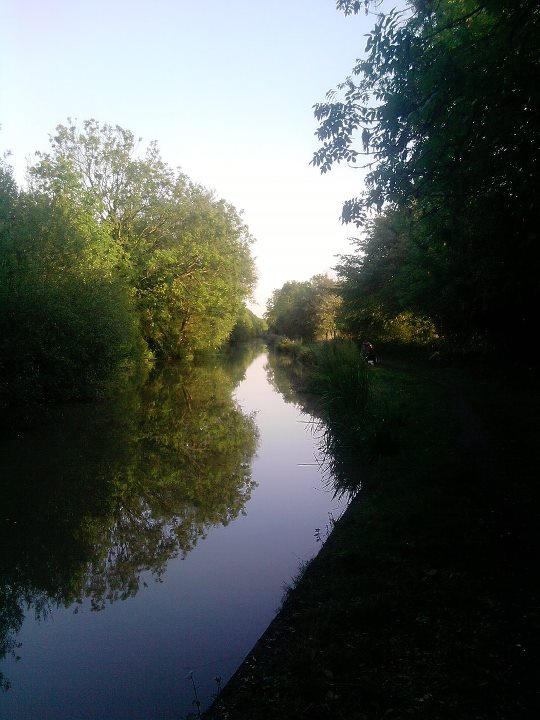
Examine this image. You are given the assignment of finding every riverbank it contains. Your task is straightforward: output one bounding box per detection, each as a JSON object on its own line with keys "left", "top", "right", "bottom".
{"left": 204, "top": 352, "right": 539, "bottom": 719}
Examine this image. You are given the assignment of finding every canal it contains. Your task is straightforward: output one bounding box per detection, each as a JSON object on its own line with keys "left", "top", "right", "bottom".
{"left": 0, "top": 345, "right": 345, "bottom": 719}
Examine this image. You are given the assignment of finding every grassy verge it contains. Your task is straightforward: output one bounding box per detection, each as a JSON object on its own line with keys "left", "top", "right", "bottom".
{"left": 204, "top": 349, "right": 539, "bottom": 719}
{"left": 268, "top": 339, "right": 403, "bottom": 493}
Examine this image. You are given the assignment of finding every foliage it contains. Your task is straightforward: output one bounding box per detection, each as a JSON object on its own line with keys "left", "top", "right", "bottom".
{"left": 308, "top": 340, "right": 370, "bottom": 419}
{"left": 313, "top": 0, "right": 540, "bottom": 351}
{"left": 1, "top": 121, "right": 256, "bottom": 409}
{"left": 229, "top": 305, "right": 267, "bottom": 343}
{"left": 265, "top": 275, "right": 342, "bottom": 342}
{"left": 311, "top": 274, "right": 343, "bottom": 340}
{"left": 336, "top": 211, "right": 438, "bottom": 345}
{"left": 273, "top": 338, "right": 313, "bottom": 364}
{"left": 30, "top": 120, "right": 256, "bottom": 357}
{"left": 0, "top": 162, "right": 143, "bottom": 410}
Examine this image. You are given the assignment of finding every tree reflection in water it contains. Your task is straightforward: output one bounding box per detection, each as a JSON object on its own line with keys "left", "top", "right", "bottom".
{"left": 264, "top": 350, "right": 361, "bottom": 499}
{"left": 0, "top": 345, "right": 260, "bottom": 689}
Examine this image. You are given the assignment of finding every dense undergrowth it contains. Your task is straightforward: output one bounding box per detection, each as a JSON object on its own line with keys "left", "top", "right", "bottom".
{"left": 268, "top": 337, "right": 404, "bottom": 493}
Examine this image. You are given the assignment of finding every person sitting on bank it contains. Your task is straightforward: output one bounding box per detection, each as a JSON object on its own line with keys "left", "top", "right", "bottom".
{"left": 361, "top": 340, "right": 377, "bottom": 364}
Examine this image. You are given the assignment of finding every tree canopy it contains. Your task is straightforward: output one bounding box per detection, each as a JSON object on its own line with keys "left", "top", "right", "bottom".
{"left": 30, "top": 120, "right": 256, "bottom": 355}
{"left": 313, "top": 0, "right": 539, "bottom": 351}
{"left": 0, "top": 160, "right": 143, "bottom": 408}
{"left": 265, "top": 275, "right": 342, "bottom": 341}
{"left": 1, "top": 121, "right": 257, "bottom": 408}
{"left": 229, "top": 305, "right": 268, "bottom": 343}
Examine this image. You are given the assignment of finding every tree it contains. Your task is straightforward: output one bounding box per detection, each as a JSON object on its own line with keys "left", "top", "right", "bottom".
{"left": 1, "top": 121, "right": 257, "bottom": 409}
{"left": 133, "top": 179, "right": 256, "bottom": 354}
{"left": 29, "top": 120, "right": 256, "bottom": 356}
{"left": 265, "top": 275, "right": 342, "bottom": 341}
{"left": 0, "top": 161, "right": 143, "bottom": 409}
{"left": 30, "top": 119, "right": 173, "bottom": 243}
{"left": 229, "top": 305, "right": 268, "bottom": 342}
{"left": 313, "top": 0, "right": 540, "bottom": 350}
{"left": 266, "top": 280, "right": 318, "bottom": 340}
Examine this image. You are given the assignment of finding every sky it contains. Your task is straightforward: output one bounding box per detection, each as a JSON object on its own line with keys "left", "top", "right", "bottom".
{"left": 0, "top": 0, "right": 380, "bottom": 314}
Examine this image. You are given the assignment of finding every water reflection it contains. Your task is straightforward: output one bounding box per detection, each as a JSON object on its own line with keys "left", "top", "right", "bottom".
{"left": 265, "top": 351, "right": 362, "bottom": 498}
{"left": 0, "top": 346, "right": 259, "bottom": 690}
{"left": 264, "top": 351, "right": 307, "bottom": 407}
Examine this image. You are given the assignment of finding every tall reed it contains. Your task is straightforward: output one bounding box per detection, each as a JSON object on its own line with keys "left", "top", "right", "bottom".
{"left": 308, "top": 340, "right": 370, "bottom": 420}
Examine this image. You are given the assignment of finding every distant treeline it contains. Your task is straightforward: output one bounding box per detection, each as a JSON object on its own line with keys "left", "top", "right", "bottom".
{"left": 229, "top": 306, "right": 267, "bottom": 343}
{"left": 306, "top": 0, "right": 539, "bottom": 354}
{"left": 0, "top": 120, "right": 258, "bottom": 409}
{"left": 265, "top": 271, "right": 435, "bottom": 347}
{"left": 266, "top": 274, "right": 343, "bottom": 342}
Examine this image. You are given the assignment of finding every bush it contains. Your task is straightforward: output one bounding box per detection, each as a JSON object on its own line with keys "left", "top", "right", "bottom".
{"left": 274, "top": 338, "right": 314, "bottom": 364}
{"left": 0, "top": 173, "right": 145, "bottom": 413}
{"left": 0, "top": 273, "right": 143, "bottom": 410}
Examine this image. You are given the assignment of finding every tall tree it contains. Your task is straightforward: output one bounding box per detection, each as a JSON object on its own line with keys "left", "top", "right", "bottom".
{"left": 30, "top": 120, "right": 256, "bottom": 356}
{"left": 313, "top": 0, "right": 540, "bottom": 349}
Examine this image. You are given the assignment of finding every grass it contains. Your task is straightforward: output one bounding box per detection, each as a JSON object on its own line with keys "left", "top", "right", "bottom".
{"left": 204, "top": 351, "right": 540, "bottom": 719}
{"left": 308, "top": 340, "right": 370, "bottom": 418}
{"left": 276, "top": 340, "right": 404, "bottom": 494}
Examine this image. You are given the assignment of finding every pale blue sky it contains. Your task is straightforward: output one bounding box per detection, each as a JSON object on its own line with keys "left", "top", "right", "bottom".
{"left": 1, "top": 0, "right": 382, "bottom": 313}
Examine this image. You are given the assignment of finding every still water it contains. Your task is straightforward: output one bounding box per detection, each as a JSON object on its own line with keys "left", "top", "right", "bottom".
{"left": 0, "top": 345, "right": 345, "bottom": 719}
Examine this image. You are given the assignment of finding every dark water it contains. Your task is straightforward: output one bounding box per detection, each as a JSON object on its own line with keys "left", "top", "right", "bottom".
{"left": 0, "top": 345, "right": 345, "bottom": 719}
